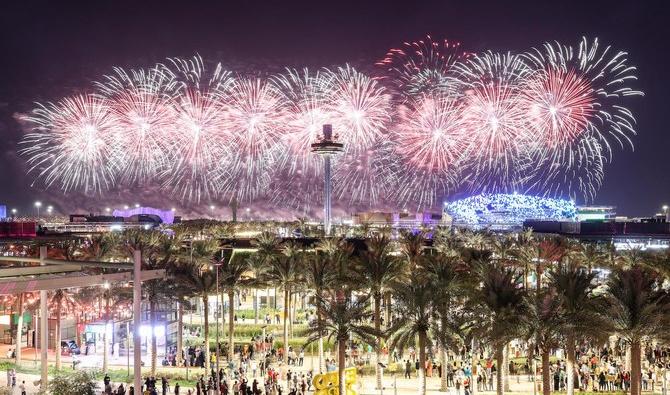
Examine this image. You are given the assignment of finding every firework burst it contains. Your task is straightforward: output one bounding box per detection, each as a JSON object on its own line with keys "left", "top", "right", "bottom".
{"left": 376, "top": 35, "right": 470, "bottom": 97}
{"left": 20, "top": 94, "right": 119, "bottom": 194}
{"left": 96, "top": 66, "right": 180, "bottom": 185}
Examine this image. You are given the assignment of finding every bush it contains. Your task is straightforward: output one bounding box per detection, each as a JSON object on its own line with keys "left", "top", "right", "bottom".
{"left": 48, "top": 370, "right": 98, "bottom": 395}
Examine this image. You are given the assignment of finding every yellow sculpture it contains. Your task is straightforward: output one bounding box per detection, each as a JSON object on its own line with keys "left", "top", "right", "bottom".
{"left": 312, "top": 367, "right": 358, "bottom": 395}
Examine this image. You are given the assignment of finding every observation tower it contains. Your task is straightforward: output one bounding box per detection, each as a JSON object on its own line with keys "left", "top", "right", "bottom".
{"left": 311, "top": 124, "right": 343, "bottom": 236}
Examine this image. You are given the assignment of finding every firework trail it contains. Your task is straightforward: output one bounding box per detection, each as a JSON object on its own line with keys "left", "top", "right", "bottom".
{"left": 21, "top": 94, "right": 119, "bottom": 194}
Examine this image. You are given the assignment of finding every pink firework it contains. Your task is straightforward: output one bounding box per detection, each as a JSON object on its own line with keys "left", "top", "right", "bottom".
{"left": 376, "top": 35, "right": 470, "bottom": 96}
{"left": 168, "top": 89, "right": 229, "bottom": 202}
{"left": 522, "top": 67, "right": 597, "bottom": 146}
{"left": 390, "top": 93, "right": 466, "bottom": 208}
{"left": 456, "top": 51, "right": 533, "bottom": 191}
{"left": 218, "top": 78, "right": 286, "bottom": 202}
{"left": 20, "top": 94, "right": 119, "bottom": 194}
{"left": 272, "top": 68, "right": 333, "bottom": 173}
{"left": 327, "top": 66, "right": 391, "bottom": 153}
{"left": 96, "top": 66, "right": 180, "bottom": 184}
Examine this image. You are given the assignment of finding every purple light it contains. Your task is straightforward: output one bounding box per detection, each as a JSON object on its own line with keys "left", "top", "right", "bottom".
{"left": 112, "top": 206, "right": 174, "bottom": 224}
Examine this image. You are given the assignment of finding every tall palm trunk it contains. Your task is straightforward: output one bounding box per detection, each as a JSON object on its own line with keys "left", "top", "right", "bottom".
{"left": 103, "top": 295, "right": 110, "bottom": 372}
{"left": 374, "top": 292, "right": 382, "bottom": 390}
{"left": 15, "top": 293, "right": 23, "bottom": 366}
{"left": 203, "top": 294, "right": 210, "bottom": 368}
{"left": 254, "top": 289, "right": 259, "bottom": 325}
{"left": 541, "top": 348, "right": 550, "bottom": 395}
{"left": 566, "top": 332, "right": 576, "bottom": 395}
{"left": 316, "top": 289, "right": 325, "bottom": 373}
{"left": 228, "top": 290, "right": 235, "bottom": 366}
{"left": 631, "top": 339, "right": 641, "bottom": 395}
{"left": 496, "top": 345, "right": 505, "bottom": 395}
{"left": 150, "top": 300, "right": 157, "bottom": 376}
{"left": 282, "top": 287, "right": 290, "bottom": 364}
{"left": 418, "top": 331, "right": 427, "bottom": 395}
{"left": 384, "top": 293, "right": 391, "bottom": 328}
{"left": 440, "top": 346, "right": 448, "bottom": 391}
{"left": 55, "top": 302, "right": 62, "bottom": 370}
{"left": 177, "top": 302, "right": 184, "bottom": 366}
{"left": 338, "top": 338, "right": 347, "bottom": 395}
{"left": 503, "top": 344, "right": 511, "bottom": 392}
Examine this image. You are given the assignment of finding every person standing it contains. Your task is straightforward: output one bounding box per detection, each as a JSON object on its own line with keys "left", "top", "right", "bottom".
{"left": 174, "top": 382, "right": 180, "bottom": 395}
{"left": 19, "top": 380, "right": 26, "bottom": 395}
{"left": 405, "top": 360, "right": 412, "bottom": 379}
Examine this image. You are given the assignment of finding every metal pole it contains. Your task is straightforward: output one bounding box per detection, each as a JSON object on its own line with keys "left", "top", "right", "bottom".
{"left": 215, "top": 267, "right": 220, "bottom": 395}
{"left": 133, "top": 249, "right": 142, "bottom": 393}
{"left": 324, "top": 155, "right": 332, "bottom": 236}
{"left": 39, "top": 246, "right": 48, "bottom": 390}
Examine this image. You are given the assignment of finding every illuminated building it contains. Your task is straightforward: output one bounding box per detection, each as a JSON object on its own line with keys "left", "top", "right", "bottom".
{"left": 445, "top": 193, "right": 577, "bottom": 230}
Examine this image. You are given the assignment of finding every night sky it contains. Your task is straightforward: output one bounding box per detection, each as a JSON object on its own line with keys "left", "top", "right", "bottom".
{"left": 1, "top": 1, "right": 668, "bottom": 218}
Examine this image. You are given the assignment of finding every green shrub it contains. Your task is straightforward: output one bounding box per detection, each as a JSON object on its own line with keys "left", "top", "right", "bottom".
{"left": 48, "top": 370, "right": 98, "bottom": 395}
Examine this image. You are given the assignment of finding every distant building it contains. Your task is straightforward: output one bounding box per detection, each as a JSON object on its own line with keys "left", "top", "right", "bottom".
{"left": 352, "top": 211, "right": 445, "bottom": 228}
{"left": 445, "top": 193, "right": 577, "bottom": 230}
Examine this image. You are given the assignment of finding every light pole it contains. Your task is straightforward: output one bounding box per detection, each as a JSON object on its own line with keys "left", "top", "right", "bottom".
{"left": 311, "top": 124, "right": 343, "bottom": 236}
{"left": 664, "top": 205, "right": 668, "bottom": 222}
{"left": 46, "top": 206, "right": 53, "bottom": 217}
{"left": 10, "top": 208, "right": 16, "bottom": 219}
{"left": 34, "top": 201, "right": 42, "bottom": 220}
{"left": 210, "top": 205, "right": 215, "bottom": 219}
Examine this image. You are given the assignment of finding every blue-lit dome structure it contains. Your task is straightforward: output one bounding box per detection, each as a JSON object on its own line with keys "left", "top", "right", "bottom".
{"left": 445, "top": 193, "right": 576, "bottom": 229}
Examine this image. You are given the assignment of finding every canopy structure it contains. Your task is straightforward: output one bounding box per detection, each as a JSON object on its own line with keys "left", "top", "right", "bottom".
{"left": 0, "top": 249, "right": 161, "bottom": 392}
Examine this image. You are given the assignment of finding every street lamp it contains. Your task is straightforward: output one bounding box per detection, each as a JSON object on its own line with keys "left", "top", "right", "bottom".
{"left": 246, "top": 207, "right": 251, "bottom": 221}
{"left": 46, "top": 206, "right": 53, "bottom": 216}
{"left": 134, "top": 203, "right": 140, "bottom": 208}
{"left": 34, "top": 201, "right": 42, "bottom": 220}
{"left": 105, "top": 207, "right": 111, "bottom": 214}
{"left": 210, "top": 205, "right": 215, "bottom": 218}
{"left": 123, "top": 205, "right": 129, "bottom": 210}
{"left": 10, "top": 208, "right": 17, "bottom": 218}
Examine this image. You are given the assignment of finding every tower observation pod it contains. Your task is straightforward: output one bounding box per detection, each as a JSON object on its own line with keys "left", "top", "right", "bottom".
{"left": 311, "top": 124, "right": 344, "bottom": 236}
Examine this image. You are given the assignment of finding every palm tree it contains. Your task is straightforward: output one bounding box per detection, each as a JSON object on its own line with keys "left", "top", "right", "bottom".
{"left": 602, "top": 266, "right": 670, "bottom": 395}
{"left": 357, "top": 234, "right": 404, "bottom": 390}
{"left": 246, "top": 253, "right": 269, "bottom": 325}
{"left": 265, "top": 242, "right": 303, "bottom": 364}
{"left": 304, "top": 245, "right": 336, "bottom": 373}
{"left": 218, "top": 250, "right": 251, "bottom": 369}
{"left": 527, "top": 287, "right": 563, "bottom": 395}
{"left": 548, "top": 262, "right": 608, "bottom": 395}
{"left": 398, "top": 230, "right": 425, "bottom": 270}
{"left": 306, "top": 291, "right": 380, "bottom": 395}
{"left": 424, "top": 253, "right": 463, "bottom": 392}
{"left": 142, "top": 232, "right": 181, "bottom": 376}
{"left": 50, "top": 289, "right": 78, "bottom": 370}
{"left": 470, "top": 266, "right": 529, "bottom": 395}
{"left": 172, "top": 239, "right": 220, "bottom": 369}
{"left": 388, "top": 272, "right": 434, "bottom": 395}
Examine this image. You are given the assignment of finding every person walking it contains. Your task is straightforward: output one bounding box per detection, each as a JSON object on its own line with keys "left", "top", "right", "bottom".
{"left": 405, "top": 360, "right": 412, "bottom": 379}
